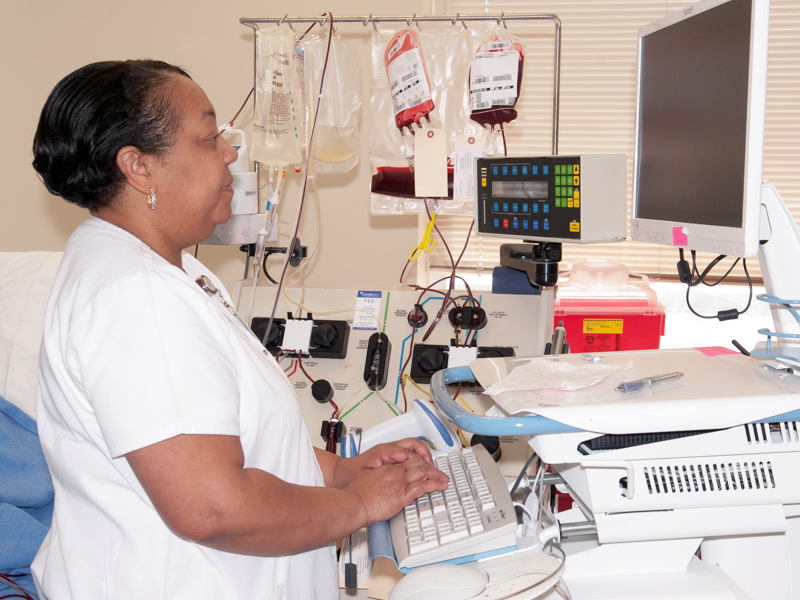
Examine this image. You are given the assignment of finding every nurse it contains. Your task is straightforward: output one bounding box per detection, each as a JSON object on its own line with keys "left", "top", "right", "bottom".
{"left": 31, "top": 60, "right": 449, "bottom": 599}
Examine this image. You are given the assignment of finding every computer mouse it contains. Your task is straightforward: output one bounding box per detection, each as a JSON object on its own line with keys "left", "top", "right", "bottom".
{"left": 388, "top": 564, "right": 489, "bottom": 600}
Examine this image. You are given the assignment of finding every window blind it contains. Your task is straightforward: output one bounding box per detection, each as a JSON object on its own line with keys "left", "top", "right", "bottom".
{"left": 429, "top": 0, "right": 800, "bottom": 281}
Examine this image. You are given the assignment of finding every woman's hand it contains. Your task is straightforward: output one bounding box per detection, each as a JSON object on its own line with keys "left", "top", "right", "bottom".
{"left": 345, "top": 455, "right": 450, "bottom": 526}
{"left": 318, "top": 437, "right": 438, "bottom": 489}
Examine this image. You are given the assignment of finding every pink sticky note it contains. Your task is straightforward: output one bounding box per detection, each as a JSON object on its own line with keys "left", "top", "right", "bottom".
{"left": 673, "top": 227, "right": 689, "bottom": 246}
{"left": 695, "top": 346, "right": 738, "bottom": 356}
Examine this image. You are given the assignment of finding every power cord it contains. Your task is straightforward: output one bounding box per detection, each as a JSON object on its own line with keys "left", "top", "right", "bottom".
{"left": 678, "top": 249, "right": 753, "bottom": 320}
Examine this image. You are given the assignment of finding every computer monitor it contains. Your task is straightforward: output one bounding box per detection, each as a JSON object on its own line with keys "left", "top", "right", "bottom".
{"left": 630, "top": 0, "right": 770, "bottom": 259}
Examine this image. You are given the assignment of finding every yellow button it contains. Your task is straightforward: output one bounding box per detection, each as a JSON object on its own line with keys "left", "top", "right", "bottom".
{"left": 574, "top": 199, "right": 580, "bottom": 208}
{"left": 481, "top": 178, "right": 487, "bottom": 187}
{"left": 568, "top": 199, "right": 574, "bottom": 208}
{"left": 574, "top": 190, "right": 580, "bottom": 199}
{"left": 574, "top": 165, "right": 580, "bottom": 175}
{"left": 570, "top": 222, "right": 580, "bottom": 232}
{"left": 574, "top": 176, "right": 580, "bottom": 186}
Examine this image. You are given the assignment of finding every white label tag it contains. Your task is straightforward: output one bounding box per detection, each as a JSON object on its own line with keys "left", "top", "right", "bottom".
{"left": 453, "top": 134, "right": 486, "bottom": 202}
{"left": 414, "top": 128, "right": 448, "bottom": 198}
{"left": 354, "top": 291, "right": 382, "bottom": 330}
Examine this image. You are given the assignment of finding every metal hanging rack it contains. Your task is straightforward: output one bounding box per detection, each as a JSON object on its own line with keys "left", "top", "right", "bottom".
{"left": 239, "top": 13, "right": 561, "bottom": 155}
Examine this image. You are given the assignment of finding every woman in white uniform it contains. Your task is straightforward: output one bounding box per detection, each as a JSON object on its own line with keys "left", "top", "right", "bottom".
{"left": 30, "top": 60, "right": 449, "bottom": 600}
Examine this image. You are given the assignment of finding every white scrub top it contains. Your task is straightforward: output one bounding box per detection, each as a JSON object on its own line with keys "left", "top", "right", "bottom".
{"left": 33, "top": 217, "right": 337, "bottom": 599}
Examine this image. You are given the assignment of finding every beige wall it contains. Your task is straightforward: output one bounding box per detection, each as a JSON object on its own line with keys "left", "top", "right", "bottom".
{"left": 1, "top": 0, "right": 428, "bottom": 293}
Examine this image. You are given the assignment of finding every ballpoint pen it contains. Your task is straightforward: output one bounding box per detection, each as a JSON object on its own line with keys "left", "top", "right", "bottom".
{"left": 615, "top": 372, "right": 684, "bottom": 393}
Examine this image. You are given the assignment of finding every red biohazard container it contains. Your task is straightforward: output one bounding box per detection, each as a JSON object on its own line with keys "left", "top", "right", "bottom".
{"left": 554, "top": 260, "right": 666, "bottom": 353}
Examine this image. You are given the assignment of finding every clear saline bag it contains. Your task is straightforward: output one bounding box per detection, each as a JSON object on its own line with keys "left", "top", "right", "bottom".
{"left": 252, "top": 25, "right": 305, "bottom": 167}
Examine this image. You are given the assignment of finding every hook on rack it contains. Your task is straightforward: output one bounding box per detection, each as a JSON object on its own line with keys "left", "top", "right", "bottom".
{"left": 498, "top": 12, "right": 508, "bottom": 29}
{"left": 319, "top": 13, "right": 335, "bottom": 34}
{"left": 277, "top": 14, "right": 296, "bottom": 33}
{"left": 407, "top": 13, "right": 422, "bottom": 31}
{"left": 364, "top": 13, "right": 378, "bottom": 32}
{"left": 451, "top": 13, "right": 469, "bottom": 30}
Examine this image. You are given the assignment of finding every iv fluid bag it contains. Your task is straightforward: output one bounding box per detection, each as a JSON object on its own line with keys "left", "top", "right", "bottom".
{"left": 252, "top": 25, "right": 304, "bottom": 167}
{"left": 469, "top": 32, "right": 525, "bottom": 128}
{"left": 304, "top": 36, "right": 361, "bottom": 174}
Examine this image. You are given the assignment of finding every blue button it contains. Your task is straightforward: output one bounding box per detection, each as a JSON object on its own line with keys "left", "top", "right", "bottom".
{"left": 512, "top": 218, "right": 519, "bottom": 229}
{"left": 503, "top": 203, "right": 509, "bottom": 212}
{"left": 493, "top": 218, "right": 500, "bottom": 228}
{"left": 543, "top": 165, "right": 549, "bottom": 175}
{"left": 522, "top": 166, "right": 529, "bottom": 175}
{"left": 533, "top": 221, "right": 539, "bottom": 230}
{"left": 522, "top": 203, "right": 528, "bottom": 213}
{"left": 533, "top": 204, "right": 539, "bottom": 213}
{"left": 522, "top": 220, "right": 529, "bottom": 230}
{"left": 502, "top": 166, "right": 508, "bottom": 175}
{"left": 544, "top": 220, "right": 550, "bottom": 231}
{"left": 512, "top": 166, "right": 518, "bottom": 175}
{"left": 493, "top": 166, "right": 499, "bottom": 175}
{"left": 532, "top": 166, "right": 539, "bottom": 175}
{"left": 544, "top": 204, "right": 550, "bottom": 213}
{"left": 493, "top": 202, "right": 499, "bottom": 212}
{"left": 512, "top": 203, "right": 518, "bottom": 213}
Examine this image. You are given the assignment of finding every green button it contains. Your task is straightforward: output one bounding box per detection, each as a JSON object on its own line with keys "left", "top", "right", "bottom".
{"left": 568, "top": 187, "right": 574, "bottom": 197}
{"left": 556, "top": 165, "right": 563, "bottom": 175}
{"left": 567, "top": 164, "right": 573, "bottom": 175}
{"left": 556, "top": 198, "right": 562, "bottom": 208}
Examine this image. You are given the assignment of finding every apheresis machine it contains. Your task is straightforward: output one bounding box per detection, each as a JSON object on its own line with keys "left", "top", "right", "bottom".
{"left": 415, "top": 0, "right": 800, "bottom": 598}
{"left": 233, "top": 0, "right": 800, "bottom": 598}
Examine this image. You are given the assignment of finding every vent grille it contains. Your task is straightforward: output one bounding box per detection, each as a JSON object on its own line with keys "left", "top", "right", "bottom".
{"left": 745, "top": 421, "right": 800, "bottom": 445}
{"left": 643, "top": 461, "right": 775, "bottom": 495}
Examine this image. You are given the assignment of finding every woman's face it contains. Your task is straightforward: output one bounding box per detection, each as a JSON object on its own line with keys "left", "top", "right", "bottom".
{"left": 149, "top": 76, "right": 238, "bottom": 248}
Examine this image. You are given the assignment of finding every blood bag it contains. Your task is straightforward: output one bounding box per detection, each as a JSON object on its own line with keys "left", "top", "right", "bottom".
{"left": 469, "top": 31, "right": 525, "bottom": 154}
{"left": 384, "top": 29, "right": 435, "bottom": 132}
{"left": 252, "top": 25, "right": 304, "bottom": 168}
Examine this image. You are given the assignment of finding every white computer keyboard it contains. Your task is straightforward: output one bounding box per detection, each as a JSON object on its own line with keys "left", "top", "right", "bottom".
{"left": 389, "top": 444, "right": 518, "bottom": 569}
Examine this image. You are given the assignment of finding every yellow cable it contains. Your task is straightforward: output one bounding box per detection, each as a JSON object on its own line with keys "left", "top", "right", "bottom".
{"left": 403, "top": 374, "right": 431, "bottom": 397}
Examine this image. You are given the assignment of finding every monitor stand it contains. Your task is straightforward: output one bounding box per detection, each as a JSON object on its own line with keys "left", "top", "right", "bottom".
{"left": 752, "top": 183, "right": 800, "bottom": 363}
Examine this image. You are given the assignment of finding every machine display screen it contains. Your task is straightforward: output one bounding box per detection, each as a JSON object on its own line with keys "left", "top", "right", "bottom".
{"left": 491, "top": 181, "right": 549, "bottom": 200}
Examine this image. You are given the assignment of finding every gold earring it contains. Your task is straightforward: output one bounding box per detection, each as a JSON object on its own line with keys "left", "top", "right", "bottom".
{"left": 146, "top": 188, "right": 157, "bottom": 210}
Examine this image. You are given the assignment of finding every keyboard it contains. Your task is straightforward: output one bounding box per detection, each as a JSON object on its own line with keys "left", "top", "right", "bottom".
{"left": 389, "top": 444, "right": 518, "bottom": 569}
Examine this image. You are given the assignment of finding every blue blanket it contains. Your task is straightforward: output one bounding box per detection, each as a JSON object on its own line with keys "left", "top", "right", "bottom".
{"left": 0, "top": 396, "right": 53, "bottom": 598}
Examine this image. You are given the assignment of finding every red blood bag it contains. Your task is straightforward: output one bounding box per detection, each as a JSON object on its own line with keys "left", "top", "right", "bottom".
{"left": 469, "top": 33, "right": 525, "bottom": 129}
{"left": 385, "top": 29, "right": 435, "bottom": 131}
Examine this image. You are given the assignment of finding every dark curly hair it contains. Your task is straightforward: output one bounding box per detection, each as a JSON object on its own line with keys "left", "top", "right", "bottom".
{"left": 32, "top": 60, "right": 192, "bottom": 211}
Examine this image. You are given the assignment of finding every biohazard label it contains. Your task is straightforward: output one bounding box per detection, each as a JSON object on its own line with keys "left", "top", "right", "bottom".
{"left": 583, "top": 319, "right": 624, "bottom": 334}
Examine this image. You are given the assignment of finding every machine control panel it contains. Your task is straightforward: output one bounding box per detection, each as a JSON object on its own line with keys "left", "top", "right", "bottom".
{"left": 475, "top": 154, "right": 629, "bottom": 244}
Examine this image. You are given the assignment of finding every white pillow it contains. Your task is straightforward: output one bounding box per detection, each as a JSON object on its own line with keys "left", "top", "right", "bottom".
{"left": 0, "top": 252, "right": 62, "bottom": 421}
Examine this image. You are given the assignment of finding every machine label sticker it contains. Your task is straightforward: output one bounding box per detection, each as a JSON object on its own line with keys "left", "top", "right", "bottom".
{"left": 583, "top": 319, "right": 623, "bottom": 334}
{"left": 355, "top": 291, "right": 382, "bottom": 330}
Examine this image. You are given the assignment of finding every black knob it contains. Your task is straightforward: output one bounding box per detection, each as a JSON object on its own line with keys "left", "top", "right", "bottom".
{"left": 267, "top": 322, "right": 281, "bottom": 345}
{"left": 418, "top": 348, "right": 445, "bottom": 373}
{"left": 470, "top": 434, "right": 502, "bottom": 462}
{"left": 408, "top": 304, "right": 428, "bottom": 327}
{"left": 311, "top": 379, "right": 333, "bottom": 403}
{"left": 311, "top": 323, "right": 337, "bottom": 348}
